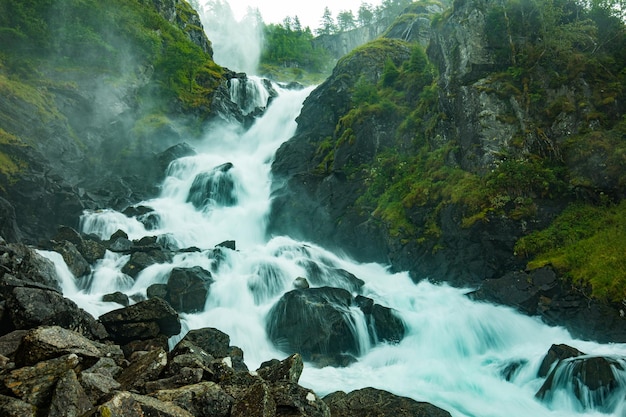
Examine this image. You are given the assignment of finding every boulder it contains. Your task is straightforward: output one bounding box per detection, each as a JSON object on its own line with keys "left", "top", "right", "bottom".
{"left": 355, "top": 295, "right": 405, "bottom": 344}
{"left": 2, "top": 353, "right": 80, "bottom": 408}
{"left": 257, "top": 353, "right": 304, "bottom": 383}
{"left": 48, "top": 369, "right": 92, "bottom": 417}
{"left": 537, "top": 343, "right": 584, "bottom": 377}
{"left": 271, "top": 381, "right": 331, "bottom": 417}
{"left": 0, "top": 394, "right": 36, "bottom": 417}
{"left": 50, "top": 240, "right": 90, "bottom": 277}
{"left": 145, "top": 367, "right": 204, "bottom": 392}
{"left": 0, "top": 242, "right": 61, "bottom": 291}
{"left": 536, "top": 355, "right": 625, "bottom": 412}
{"left": 121, "top": 250, "right": 171, "bottom": 278}
{"left": 90, "top": 391, "right": 194, "bottom": 417}
{"left": 79, "top": 371, "right": 121, "bottom": 404}
{"left": 165, "top": 266, "right": 214, "bottom": 313}
{"left": 230, "top": 380, "right": 275, "bottom": 417}
{"left": 116, "top": 348, "right": 168, "bottom": 392}
{"left": 4, "top": 286, "right": 107, "bottom": 340}
{"left": 323, "top": 387, "right": 452, "bottom": 417}
{"left": 187, "top": 162, "right": 237, "bottom": 209}
{"left": 99, "top": 297, "right": 181, "bottom": 344}
{"left": 14, "top": 326, "right": 104, "bottom": 367}
{"left": 152, "top": 381, "right": 234, "bottom": 417}
{"left": 102, "top": 291, "right": 129, "bottom": 307}
{"left": 266, "top": 287, "right": 365, "bottom": 362}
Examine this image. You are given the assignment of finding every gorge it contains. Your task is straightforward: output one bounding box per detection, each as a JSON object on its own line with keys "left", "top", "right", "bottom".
{"left": 1, "top": 0, "right": 625, "bottom": 416}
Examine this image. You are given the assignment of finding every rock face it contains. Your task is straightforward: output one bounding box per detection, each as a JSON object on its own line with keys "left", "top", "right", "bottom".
{"left": 470, "top": 268, "right": 626, "bottom": 343}
{"left": 266, "top": 287, "right": 405, "bottom": 366}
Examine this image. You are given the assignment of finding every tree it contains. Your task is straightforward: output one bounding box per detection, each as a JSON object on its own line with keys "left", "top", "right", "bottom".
{"left": 317, "top": 6, "right": 337, "bottom": 35}
{"left": 358, "top": 2, "right": 374, "bottom": 26}
{"left": 337, "top": 10, "right": 356, "bottom": 31}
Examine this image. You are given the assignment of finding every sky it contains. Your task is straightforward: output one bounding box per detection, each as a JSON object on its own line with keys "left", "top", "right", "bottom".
{"left": 226, "top": 0, "right": 383, "bottom": 30}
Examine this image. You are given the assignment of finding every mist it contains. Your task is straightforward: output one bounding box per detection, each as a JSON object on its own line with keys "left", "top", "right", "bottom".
{"left": 193, "top": 0, "right": 264, "bottom": 74}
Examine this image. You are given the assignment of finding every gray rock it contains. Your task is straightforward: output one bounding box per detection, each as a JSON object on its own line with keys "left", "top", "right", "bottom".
{"left": 3, "top": 353, "right": 80, "bottom": 408}
{"left": 0, "top": 394, "right": 36, "bottom": 417}
{"left": 48, "top": 369, "right": 93, "bottom": 417}
{"left": 15, "top": 326, "right": 103, "bottom": 367}
{"left": 116, "top": 348, "right": 168, "bottom": 392}
{"left": 99, "top": 297, "right": 181, "bottom": 344}
{"left": 152, "top": 381, "right": 234, "bottom": 417}
{"left": 4, "top": 287, "right": 107, "bottom": 340}
{"left": 324, "top": 387, "right": 452, "bottom": 417}
{"left": 257, "top": 353, "right": 304, "bottom": 383}
{"left": 90, "top": 391, "right": 194, "bottom": 417}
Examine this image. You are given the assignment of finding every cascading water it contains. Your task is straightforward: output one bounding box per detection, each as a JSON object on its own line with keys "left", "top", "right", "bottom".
{"left": 41, "top": 79, "right": 626, "bottom": 417}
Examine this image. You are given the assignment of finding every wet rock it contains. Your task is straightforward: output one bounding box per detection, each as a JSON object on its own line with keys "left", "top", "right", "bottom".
{"left": 324, "top": 387, "right": 452, "bottom": 417}
{"left": 102, "top": 291, "right": 129, "bottom": 307}
{"left": 187, "top": 162, "right": 237, "bottom": 209}
{"left": 78, "top": 238, "right": 107, "bottom": 264}
{"left": 0, "top": 198, "right": 22, "bottom": 243}
{"left": 293, "top": 277, "right": 309, "bottom": 289}
{"left": 147, "top": 283, "right": 168, "bottom": 300}
{"left": 536, "top": 355, "right": 626, "bottom": 412}
{"left": 4, "top": 287, "right": 107, "bottom": 340}
{"left": 121, "top": 250, "right": 170, "bottom": 278}
{"left": 152, "top": 381, "right": 234, "bottom": 417}
{"left": 155, "top": 142, "right": 197, "bottom": 177}
{"left": 90, "top": 391, "right": 194, "bottom": 417}
{"left": 165, "top": 266, "right": 214, "bottom": 313}
{"left": 48, "top": 369, "right": 92, "bottom": 417}
{"left": 355, "top": 295, "right": 405, "bottom": 344}
{"left": 257, "top": 353, "right": 303, "bottom": 383}
{"left": 266, "top": 287, "right": 365, "bottom": 362}
{"left": 179, "top": 327, "right": 231, "bottom": 360}
{"left": 0, "top": 242, "right": 61, "bottom": 291}
{"left": 99, "top": 297, "right": 181, "bottom": 344}
{"left": 537, "top": 343, "right": 584, "bottom": 377}
{"left": 216, "top": 240, "right": 236, "bottom": 250}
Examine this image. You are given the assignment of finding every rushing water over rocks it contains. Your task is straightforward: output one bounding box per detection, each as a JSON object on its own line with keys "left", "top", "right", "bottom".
{"left": 39, "top": 80, "right": 626, "bottom": 417}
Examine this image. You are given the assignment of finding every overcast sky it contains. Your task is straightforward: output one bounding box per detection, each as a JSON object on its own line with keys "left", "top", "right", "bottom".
{"left": 226, "top": 0, "right": 383, "bottom": 30}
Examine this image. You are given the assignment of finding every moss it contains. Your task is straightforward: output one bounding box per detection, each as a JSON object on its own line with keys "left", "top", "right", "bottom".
{"left": 516, "top": 201, "right": 626, "bottom": 302}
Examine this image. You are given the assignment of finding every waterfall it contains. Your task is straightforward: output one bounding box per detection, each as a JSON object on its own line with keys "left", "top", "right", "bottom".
{"left": 229, "top": 77, "right": 272, "bottom": 115}
{"left": 40, "top": 79, "right": 626, "bottom": 417}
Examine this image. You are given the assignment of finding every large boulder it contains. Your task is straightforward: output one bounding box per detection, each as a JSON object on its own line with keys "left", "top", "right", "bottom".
{"left": 165, "top": 266, "right": 214, "bottom": 313}
{"left": 3, "top": 286, "right": 107, "bottom": 340}
{"left": 99, "top": 297, "right": 181, "bottom": 344}
{"left": 187, "top": 162, "right": 238, "bottom": 209}
{"left": 151, "top": 381, "right": 234, "bottom": 417}
{"left": 536, "top": 354, "right": 626, "bottom": 413}
{"left": 267, "top": 287, "right": 404, "bottom": 365}
{"left": 90, "top": 391, "right": 194, "bottom": 417}
{"left": 324, "top": 388, "right": 452, "bottom": 417}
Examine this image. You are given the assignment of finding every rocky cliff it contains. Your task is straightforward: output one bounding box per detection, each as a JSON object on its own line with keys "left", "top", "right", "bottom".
{"left": 0, "top": 0, "right": 245, "bottom": 242}
{"left": 269, "top": 0, "right": 626, "bottom": 341}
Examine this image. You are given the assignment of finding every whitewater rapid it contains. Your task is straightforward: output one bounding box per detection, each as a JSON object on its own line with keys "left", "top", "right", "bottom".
{"left": 40, "top": 79, "right": 626, "bottom": 417}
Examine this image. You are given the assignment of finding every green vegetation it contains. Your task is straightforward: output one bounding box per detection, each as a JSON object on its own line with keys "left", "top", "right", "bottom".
{"left": 0, "top": 0, "right": 223, "bottom": 116}
{"left": 515, "top": 201, "right": 626, "bottom": 302}
{"left": 314, "top": 0, "right": 625, "bottom": 300}
{"left": 259, "top": 22, "right": 332, "bottom": 82}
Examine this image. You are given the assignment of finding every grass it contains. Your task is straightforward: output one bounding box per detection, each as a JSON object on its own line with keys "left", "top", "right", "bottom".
{"left": 515, "top": 201, "right": 626, "bottom": 302}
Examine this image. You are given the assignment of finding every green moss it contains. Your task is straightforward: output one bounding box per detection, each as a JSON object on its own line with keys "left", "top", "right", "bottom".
{"left": 516, "top": 201, "right": 626, "bottom": 302}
